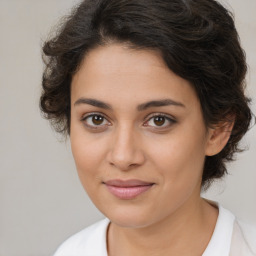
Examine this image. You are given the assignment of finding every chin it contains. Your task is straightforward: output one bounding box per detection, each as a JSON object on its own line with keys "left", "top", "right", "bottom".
{"left": 100, "top": 205, "right": 157, "bottom": 229}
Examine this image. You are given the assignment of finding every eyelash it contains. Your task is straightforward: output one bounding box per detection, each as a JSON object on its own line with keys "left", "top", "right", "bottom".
{"left": 81, "top": 112, "right": 111, "bottom": 130}
{"left": 143, "top": 113, "right": 176, "bottom": 129}
{"left": 81, "top": 112, "right": 176, "bottom": 131}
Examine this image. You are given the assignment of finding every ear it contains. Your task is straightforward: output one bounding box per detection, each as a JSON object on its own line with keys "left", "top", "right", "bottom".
{"left": 205, "top": 118, "right": 235, "bottom": 156}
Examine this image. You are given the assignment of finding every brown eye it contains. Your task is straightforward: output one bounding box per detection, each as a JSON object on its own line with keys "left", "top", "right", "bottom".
{"left": 153, "top": 116, "right": 165, "bottom": 126}
{"left": 145, "top": 114, "right": 176, "bottom": 129}
{"left": 92, "top": 115, "right": 104, "bottom": 125}
{"left": 82, "top": 114, "right": 110, "bottom": 129}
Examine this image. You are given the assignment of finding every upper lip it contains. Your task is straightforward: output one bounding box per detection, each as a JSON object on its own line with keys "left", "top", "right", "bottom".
{"left": 103, "top": 179, "right": 154, "bottom": 187}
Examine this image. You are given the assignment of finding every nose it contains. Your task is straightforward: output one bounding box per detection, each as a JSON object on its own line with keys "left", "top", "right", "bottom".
{"left": 106, "top": 124, "right": 145, "bottom": 171}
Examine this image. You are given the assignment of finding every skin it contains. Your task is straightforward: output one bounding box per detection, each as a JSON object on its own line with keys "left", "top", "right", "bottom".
{"left": 70, "top": 43, "right": 232, "bottom": 255}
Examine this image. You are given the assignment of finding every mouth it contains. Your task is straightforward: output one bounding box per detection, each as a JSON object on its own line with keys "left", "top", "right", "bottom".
{"left": 103, "top": 179, "right": 155, "bottom": 200}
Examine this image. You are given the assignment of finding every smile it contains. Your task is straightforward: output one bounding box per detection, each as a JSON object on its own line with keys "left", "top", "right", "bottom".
{"left": 103, "top": 179, "right": 155, "bottom": 200}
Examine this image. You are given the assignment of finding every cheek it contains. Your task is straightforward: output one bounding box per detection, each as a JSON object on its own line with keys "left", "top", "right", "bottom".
{"left": 147, "top": 134, "right": 206, "bottom": 213}
{"left": 148, "top": 126, "right": 207, "bottom": 185}
{"left": 70, "top": 128, "right": 106, "bottom": 181}
{"left": 70, "top": 134, "right": 109, "bottom": 207}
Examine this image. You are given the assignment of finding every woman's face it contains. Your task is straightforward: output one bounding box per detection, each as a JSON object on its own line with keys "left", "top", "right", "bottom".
{"left": 70, "top": 43, "right": 212, "bottom": 228}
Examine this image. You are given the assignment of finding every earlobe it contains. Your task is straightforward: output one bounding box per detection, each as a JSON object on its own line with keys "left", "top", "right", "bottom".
{"left": 205, "top": 119, "right": 235, "bottom": 156}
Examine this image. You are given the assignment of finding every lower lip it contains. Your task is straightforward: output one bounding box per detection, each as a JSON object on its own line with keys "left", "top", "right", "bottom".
{"left": 105, "top": 184, "right": 153, "bottom": 200}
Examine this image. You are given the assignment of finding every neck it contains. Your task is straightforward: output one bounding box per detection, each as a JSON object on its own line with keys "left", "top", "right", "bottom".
{"left": 107, "top": 197, "right": 218, "bottom": 256}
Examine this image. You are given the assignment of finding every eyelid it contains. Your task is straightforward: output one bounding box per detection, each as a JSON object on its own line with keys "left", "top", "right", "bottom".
{"left": 80, "top": 112, "right": 176, "bottom": 130}
{"left": 81, "top": 112, "right": 110, "bottom": 122}
{"left": 144, "top": 112, "right": 176, "bottom": 121}
{"left": 143, "top": 112, "right": 176, "bottom": 127}
{"left": 81, "top": 112, "right": 112, "bottom": 130}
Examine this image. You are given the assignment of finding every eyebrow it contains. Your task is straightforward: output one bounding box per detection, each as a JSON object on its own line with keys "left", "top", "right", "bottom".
{"left": 74, "top": 98, "right": 112, "bottom": 110}
{"left": 137, "top": 99, "right": 185, "bottom": 111}
{"left": 74, "top": 98, "right": 185, "bottom": 110}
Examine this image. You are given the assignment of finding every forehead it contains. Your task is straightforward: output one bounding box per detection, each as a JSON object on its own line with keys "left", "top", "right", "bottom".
{"left": 71, "top": 43, "right": 199, "bottom": 109}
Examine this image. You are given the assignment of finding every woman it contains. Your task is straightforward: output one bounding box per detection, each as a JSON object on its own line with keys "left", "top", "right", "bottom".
{"left": 40, "top": 0, "right": 255, "bottom": 255}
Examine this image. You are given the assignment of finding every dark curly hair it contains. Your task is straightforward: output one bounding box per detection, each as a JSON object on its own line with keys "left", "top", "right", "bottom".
{"left": 40, "top": 0, "right": 253, "bottom": 188}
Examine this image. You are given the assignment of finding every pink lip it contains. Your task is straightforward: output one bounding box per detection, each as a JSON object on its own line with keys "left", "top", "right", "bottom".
{"left": 103, "top": 179, "right": 154, "bottom": 200}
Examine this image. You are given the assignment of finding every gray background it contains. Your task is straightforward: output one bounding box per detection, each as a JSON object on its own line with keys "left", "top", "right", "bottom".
{"left": 0, "top": 0, "right": 255, "bottom": 255}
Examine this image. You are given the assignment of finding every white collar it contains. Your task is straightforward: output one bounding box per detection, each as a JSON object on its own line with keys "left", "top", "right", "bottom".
{"left": 202, "top": 204, "right": 235, "bottom": 256}
{"left": 84, "top": 204, "right": 235, "bottom": 256}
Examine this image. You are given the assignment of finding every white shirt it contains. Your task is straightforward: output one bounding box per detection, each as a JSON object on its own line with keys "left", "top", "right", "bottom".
{"left": 54, "top": 205, "right": 256, "bottom": 256}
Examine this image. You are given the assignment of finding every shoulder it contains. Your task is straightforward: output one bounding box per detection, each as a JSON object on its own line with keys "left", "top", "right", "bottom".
{"left": 203, "top": 202, "right": 256, "bottom": 256}
{"left": 203, "top": 204, "right": 236, "bottom": 256}
{"left": 231, "top": 219, "right": 256, "bottom": 256}
{"left": 53, "top": 218, "right": 110, "bottom": 256}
